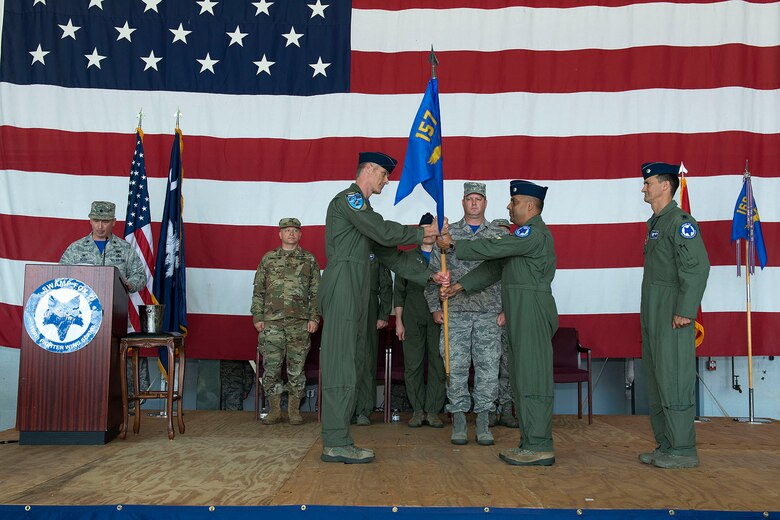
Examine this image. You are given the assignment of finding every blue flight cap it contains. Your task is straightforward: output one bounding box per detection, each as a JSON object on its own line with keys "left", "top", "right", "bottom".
{"left": 510, "top": 180, "right": 547, "bottom": 201}
{"left": 642, "top": 162, "right": 679, "bottom": 179}
{"left": 418, "top": 212, "right": 434, "bottom": 226}
{"left": 359, "top": 152, "right": 398, "bottom": 174}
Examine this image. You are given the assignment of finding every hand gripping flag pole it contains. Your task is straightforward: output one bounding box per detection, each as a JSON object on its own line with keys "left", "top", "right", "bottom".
{"left": 731, "top": 162, "right": 771, "bottom": 424}
{"left": 395, "top": 47, "right": 449, "bottom": 382}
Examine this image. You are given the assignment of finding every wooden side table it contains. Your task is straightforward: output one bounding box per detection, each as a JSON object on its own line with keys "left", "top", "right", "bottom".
{"left": 119, "top": 333, "right": 185, "bottom": 440}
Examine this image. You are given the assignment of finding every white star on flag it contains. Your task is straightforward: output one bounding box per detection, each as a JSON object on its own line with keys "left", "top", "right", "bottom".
{"left": 197, "top": 53, "right": 219, "bottom": 73}
{"left": 29, "top": 44, "right": 49, "bottom": 65}
{"left": 308, "top": 0, "right": 329, "bottom": 19}
{"left": 253, "top": 54, "right": 274, "bottom": 75}
{"left": 252, "top": 0, "right": 273, "bottom": 15}
{"left": 88, "top": 0, "right": 104, "bottom": 9}
{"left": 170, "top": 23, "right": 192, "bottom": 44}
{"left": 85, "top": 47, "right": 106, "bottom": 69}
{"left": 32, "top": 0, "right": 45, "bottom": 5}
{"left": 59, "top": 19, "right": 80, "bottom": 40}
{"left": 226, "top": 26, "right": 248, "bottom": 47}
{"left": 115, "top": 22, "right": 136, "bottom": 42}
{"left": 282, "top": 27, "right": 303, "bottom": 48}
{"left": 309, "top": 56, "right": 330, "bottom": 77}
{"left": 141, "top": 50, "right": 163, "bottom": 71}
{"left": 142, "top": 0, "right": 162, "bottom": 13}
{"left": 197, "top": 0, "right": 218, "bottom": 15}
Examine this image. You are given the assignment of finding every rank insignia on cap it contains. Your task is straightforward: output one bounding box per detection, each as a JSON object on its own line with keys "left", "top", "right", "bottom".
{"left": 346, "top": 192, "right": 364, "bottom": 210}
{"left": 679, "top": 222, "right": 697, "bottom": 239}
{"left": 514, "top": 226, "right": 532, "bottom": 238}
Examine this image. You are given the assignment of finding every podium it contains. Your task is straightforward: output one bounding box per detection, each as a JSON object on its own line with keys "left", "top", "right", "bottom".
{"left": 17, "top": 265, "right": 128, "bottom": 445}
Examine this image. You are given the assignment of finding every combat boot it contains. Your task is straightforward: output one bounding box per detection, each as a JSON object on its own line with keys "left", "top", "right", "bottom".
{"left": 288, "top": 398, "right": 304, "bottom": 425}
{"left": 321, "top": 445, "right": 375, "bottom": 464}
{"left": 262, "top": 395, "right": 282, "bottom": 425}
{"left": 638, "top": 447, "right": 664, "bottom": 465}
{"left": 499, "top": 448, "right": 555, "bottom": 466}
{"left": 408, "top": 410, "right": 424, "bottom": 427}
{"left": 450, "top": 412, "right": 468, "bottom": 445}
{"left": 652, "top": 453, "right": 699, "bottom": 469}
{"left": 476, "top": 411, "right": 494, "bottom": 446}
{"left": 498, "top": 412, "right": 519, "bottom": 428}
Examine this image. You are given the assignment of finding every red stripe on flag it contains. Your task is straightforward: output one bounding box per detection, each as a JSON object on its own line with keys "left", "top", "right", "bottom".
{"left": 2, "top": 215, "right": 778, "bottom": 270}
{"left": 352, "top": 45, "right": 780, "bottom": 95}
{"left": 4, "top": 126, "right": 780, "bottom": 183}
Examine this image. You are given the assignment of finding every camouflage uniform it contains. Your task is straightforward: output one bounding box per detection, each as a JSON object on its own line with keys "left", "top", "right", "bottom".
{"left": 353, "top": 255, "right": 393, "bottom": 420}
{"left": 498, "top": 327, "right": 514, "bottom": 415}
{"left": 60, "top": 233, "right": 147, "bottom": 292}
{"left": 251, "top": 245, "right": 321, "bottom": 400}
{"left": 220, "top": 360, "right": 255, "bottom": 410}
{"left": 425, "top": 218, "right": 506, "bottom": 414}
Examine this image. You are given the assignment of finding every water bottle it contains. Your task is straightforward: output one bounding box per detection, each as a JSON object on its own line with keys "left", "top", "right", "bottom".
{"left": 391, "top": 409, "right": 400, "bottom": 422}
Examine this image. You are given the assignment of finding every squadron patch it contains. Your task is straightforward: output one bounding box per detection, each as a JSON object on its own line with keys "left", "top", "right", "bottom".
{"left": 679, "top": 222, "right": 697, "bottom": 239}
{"left": 346, "top": 192, "right": 364, "bottom": 210}
{"left": 514, "top": 226, "right": 531, "bottom": 238}
{"left": 649, "top": 230, "right": 659, "bottom": 240}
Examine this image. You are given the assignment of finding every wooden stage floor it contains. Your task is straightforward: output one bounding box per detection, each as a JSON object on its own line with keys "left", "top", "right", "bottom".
{"left": 1, "top": 412, "right": 778, "bottom": 512}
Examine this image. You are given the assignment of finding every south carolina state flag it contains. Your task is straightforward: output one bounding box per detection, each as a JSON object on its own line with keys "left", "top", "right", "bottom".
{"left": 395, "top": 78, "right": 445, "bottom": 228}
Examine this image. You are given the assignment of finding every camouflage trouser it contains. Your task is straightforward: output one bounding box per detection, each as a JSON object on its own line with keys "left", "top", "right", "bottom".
{"left": 497, "top": 327, "right": 514, "bottom": 411}
{"left": 259, "top": 318, "right": 311, "bottom": 399}
{"left": 220, "top": 360, "right": 255, "bottom": 410}
{"left": 440, "top": 311, "right": 501, "bottom": 414}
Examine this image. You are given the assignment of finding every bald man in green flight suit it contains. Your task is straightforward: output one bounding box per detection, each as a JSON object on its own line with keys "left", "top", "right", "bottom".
{"left": 318, "top": 151, "right": 448, "bottom": 464}
{"left": 638, "top": 162, "right": 709, "bottom": 469}
{"left": 438, "top": 180, "right": 558, "bottom": 466}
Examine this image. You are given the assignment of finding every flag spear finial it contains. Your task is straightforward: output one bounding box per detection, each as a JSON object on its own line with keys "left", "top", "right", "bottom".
{"left": 429, "top": 46, "right": 438, "bottom": 80}
{"left": 137, "top": 108, "right": 144, "bottom": 130}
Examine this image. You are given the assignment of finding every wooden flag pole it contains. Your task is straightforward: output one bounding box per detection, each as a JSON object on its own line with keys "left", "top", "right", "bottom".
{"left": 441, "top": 250, "right": 450, "bottom": 384}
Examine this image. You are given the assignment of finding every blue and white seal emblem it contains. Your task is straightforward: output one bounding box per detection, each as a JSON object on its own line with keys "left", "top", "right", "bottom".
{"left": 514, "top": 226, "right": 531, "bottom": 238}
{"left": 23, "top": 278, "right": 103, "bottom": 354}
{"left": 346, "top": 192, "right": 364, "bottom": 210}
{"left": 679, "top": 222, "right": 697, "bottom": 239}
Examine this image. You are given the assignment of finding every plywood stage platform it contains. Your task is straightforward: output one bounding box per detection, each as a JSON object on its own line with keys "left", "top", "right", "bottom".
{"left": 1, "top": 412, "right": 778, "bottom": 512}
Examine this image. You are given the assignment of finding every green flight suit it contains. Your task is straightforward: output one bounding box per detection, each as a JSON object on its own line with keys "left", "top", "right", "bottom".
{"left": 354, "top": 256, "right": 393, "bottom": 418}
{"left": 457, "top": 214, "right": 558, "bottom": 452}
{"left": 641, "top": 200, "right": 710, "bottom": 457}
{"left": 318, "top": 183, "right": 432, "bottom": 448}
{"left": 393, "top": 248, "right": 446, "bottom": 415}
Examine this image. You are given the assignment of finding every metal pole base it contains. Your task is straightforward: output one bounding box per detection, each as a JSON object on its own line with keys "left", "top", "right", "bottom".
{"left": 733, "top": 417, "right": 773, "bottom": 424}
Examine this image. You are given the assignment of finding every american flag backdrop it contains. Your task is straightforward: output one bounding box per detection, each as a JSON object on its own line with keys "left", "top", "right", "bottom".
{"left": 1, "top": 0, "right": 779, "bottom": 360}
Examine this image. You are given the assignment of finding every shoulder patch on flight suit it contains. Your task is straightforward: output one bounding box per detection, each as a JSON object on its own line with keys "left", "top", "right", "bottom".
{"left": 346, "top": 192, "right": 365, "bottom": 210}
{"left": 514, "top": 226, "right": 532, "bottom": 238}
{"left": 679, "top": 222, "right": 697, "bottom": 239}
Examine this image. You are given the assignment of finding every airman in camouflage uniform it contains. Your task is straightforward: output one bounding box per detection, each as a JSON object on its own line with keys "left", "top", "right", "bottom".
{"left": 353, "top": 255, "right": 393, "bottom": 425}
{"left": 425, "top": 183, "right": 506, "bottom": 446}
{"left": 220, "top": 360, "right": 255, "bottom": 410}
{"left": 251, "top": 217, "right": 321, "bottom": 426}
{"left": 60, "top": 201, "right": 150, "bottom": 402}
{"left": 60, "top": 201, "right": 147, "bottom": 292}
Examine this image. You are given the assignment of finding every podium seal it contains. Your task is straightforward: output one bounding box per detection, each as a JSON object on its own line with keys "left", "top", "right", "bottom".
{"left": 23, "top": 277, "right": 103, "bottom": 353}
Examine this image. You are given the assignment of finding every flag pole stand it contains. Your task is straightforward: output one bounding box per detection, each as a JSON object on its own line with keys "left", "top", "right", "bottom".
{"left": 734, "top": 239, "right": 771, "bottom": 424}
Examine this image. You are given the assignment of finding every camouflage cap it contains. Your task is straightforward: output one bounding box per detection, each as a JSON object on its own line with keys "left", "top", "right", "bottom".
{"left": 279, "top": 217, "right": 302, "bottom": 229}
{"left": 463, "top": 182, "right": 486, "bottom": 198}
{"left": 88, "top": 201, "right": 116, "bottom": 220}
{"left": 492, "top": 218, "right": 512, "bottom": 229}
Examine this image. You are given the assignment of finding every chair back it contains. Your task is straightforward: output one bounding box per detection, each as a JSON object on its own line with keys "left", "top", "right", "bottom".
{"left": 552, "top": 327, "right": 579, "bottom": 370}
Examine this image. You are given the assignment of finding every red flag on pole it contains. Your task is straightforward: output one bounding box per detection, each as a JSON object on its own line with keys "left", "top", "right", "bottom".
{"left": 678, "top": 162, "right": 704, "bottom": 348}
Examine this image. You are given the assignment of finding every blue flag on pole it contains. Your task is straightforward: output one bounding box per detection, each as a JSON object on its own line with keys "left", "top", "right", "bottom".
{"left": 731, "top": 178, "right": 768, "bottom": 270}
{"left": 153, "top": 128, "right": 188, "bottom": 375}
{"left": 395, "top": 78, "right": 445, "bottom": 230}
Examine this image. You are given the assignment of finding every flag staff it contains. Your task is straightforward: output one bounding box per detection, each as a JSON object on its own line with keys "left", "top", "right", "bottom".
{"left": 429, "top": 46, "right": 450, "bottom": 383}
{"left": 735, "top": 163, "right": 771, "bottom": 424}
